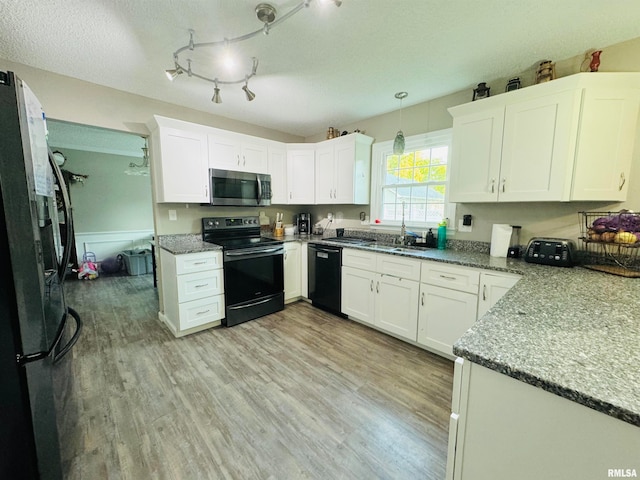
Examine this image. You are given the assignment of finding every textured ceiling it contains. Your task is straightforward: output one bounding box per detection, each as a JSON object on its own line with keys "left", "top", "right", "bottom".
{"left": 2, "top": 0, "right": 640, "bottom": 137}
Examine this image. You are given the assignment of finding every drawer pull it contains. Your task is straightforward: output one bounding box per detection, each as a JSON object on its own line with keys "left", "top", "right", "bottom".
{"left": 194, "top": 284, "right": 208, "bottom": 288}
{"left": 439, "top": 274, "right": 457, "bottom": 281}
{"left": 193, "top": 261, "right": 207, "bottom": 265}
{"left": 196, "top": 309, "right": 210, "bottom": 315}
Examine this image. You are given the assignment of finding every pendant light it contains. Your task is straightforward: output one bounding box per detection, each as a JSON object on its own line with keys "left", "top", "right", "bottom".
{"left": 393, "top": 91, "right": 408, "bottom": 155}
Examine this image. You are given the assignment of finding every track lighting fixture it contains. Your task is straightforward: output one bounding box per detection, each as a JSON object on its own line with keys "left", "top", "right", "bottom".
{"left": 165, "top": 0, "right": 341, "bottom": 104}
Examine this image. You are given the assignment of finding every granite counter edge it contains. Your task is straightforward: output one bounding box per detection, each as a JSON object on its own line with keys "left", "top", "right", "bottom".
{"left": 453, "top": 346, "right": 640, "bottom": 427}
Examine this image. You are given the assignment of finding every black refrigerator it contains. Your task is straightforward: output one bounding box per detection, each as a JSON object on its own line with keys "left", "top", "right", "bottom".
{"left": 0, "top": 71, "right": 82, "bottom": 479}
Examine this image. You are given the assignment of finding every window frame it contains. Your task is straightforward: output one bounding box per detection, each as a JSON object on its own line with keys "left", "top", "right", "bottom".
{"left": 370, "top": 128, "right": 455, "bottom": 231}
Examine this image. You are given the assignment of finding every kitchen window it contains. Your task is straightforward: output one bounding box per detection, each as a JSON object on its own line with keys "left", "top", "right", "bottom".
{"left": 370, "top": 129, "right": 454, "bottom": 229}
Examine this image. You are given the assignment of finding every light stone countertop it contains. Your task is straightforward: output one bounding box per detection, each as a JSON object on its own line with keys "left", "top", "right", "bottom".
{"left": 157, "top": 233, "right": 640, "bottom": 426}
{"left": 157, "top": 234, "right": 222, "bottom": 255}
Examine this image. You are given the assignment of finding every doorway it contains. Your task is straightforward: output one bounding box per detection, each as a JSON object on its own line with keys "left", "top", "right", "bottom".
{"left": 46, "top": 120, "right": 154, "bottom": 273}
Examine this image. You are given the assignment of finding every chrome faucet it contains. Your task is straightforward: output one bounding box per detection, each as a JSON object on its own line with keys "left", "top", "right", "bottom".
{"left": 399, "top": 201, "right": 406, "bottom": 245}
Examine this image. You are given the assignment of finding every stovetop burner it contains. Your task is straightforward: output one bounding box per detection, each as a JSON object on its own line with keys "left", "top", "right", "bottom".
{"left": 202, "top": 215, "right": 282, "bottom": 250}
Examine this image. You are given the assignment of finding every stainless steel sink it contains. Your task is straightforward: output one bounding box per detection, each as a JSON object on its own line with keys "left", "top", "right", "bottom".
{"left": 370, "top": 244, "right": 412, "bottom": 253}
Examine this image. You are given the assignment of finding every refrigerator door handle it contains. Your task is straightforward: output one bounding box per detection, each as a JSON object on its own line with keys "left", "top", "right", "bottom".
{"left": 16, "top": 307, "right": 83, "bottom": 366}
{"left": 48, "top": 149, "right": 74, "bottom": 283}
{"left": 52, "top": 307, "right": 82, "bottom": 365}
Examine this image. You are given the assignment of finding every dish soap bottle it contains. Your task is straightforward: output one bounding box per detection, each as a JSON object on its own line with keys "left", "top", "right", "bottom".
{"left": 426, "top": 228, "right": 437, "bottom": 248}
{"left": 437, "top": 219, "right": 447, "bottom": 250}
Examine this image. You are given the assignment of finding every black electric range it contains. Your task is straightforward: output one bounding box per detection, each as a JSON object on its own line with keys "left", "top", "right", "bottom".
{"left": 202, "top": 216, "right": 284, "bottom": 326}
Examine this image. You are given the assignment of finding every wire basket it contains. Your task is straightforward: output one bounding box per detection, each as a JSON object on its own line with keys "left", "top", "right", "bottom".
{"left": 578, "top": 211, "right": 640, "bottom": 278}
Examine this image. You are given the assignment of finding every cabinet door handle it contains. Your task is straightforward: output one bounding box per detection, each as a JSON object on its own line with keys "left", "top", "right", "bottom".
{"left": 501, "top": 178, "right": 506, "bottom": 193}
{"left": 289, "top": 192, "right": 292, "bottom": 199}
{"left": 205, "top": 184, "right": 209, "bottom": 198}
{"left": 619, "top": 172, "right": 626, "bottom": 191}
{"left": 243, "top": 155, "right": 246, "bottom": 166}
{"left": 421, "top": 292, "right": 424, "bottom": 306}
{"left": 376, "top": 281, "right": 379, "bottom": 293}
{"left": 439, "top": 274, "right": 456, "bottom": 281}
{"left": 482, "top": 284, "right": 487, "bottom": 301}
{"left": 490, "top": 178, "right": 495, "bottom": 193}
{"left": 370, "top": 280, "right": 373, "bottom": 292}
{"left": 236, "top": 154, "right": 240, "bottom": 166}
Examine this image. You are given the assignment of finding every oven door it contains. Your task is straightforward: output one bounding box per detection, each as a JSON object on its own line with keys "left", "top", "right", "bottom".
{"left": 223, "top": 245, "right": 284, "bottom": 326}
{"left": 209, "top": 169, "right": 272, "bottom": 206}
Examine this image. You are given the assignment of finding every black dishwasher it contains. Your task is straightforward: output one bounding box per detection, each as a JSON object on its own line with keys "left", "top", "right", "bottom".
{"left": 308, "top": 243, "right": 344, "bottom": 316}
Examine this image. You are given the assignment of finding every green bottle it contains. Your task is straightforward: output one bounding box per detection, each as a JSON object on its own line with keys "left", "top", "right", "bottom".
{"left": 437, "top": 219, "right": 447, "bottom": 250}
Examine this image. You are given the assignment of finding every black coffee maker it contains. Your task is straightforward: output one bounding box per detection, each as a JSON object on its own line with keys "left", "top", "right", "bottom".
{"left": 297, "top": 213, "right": 311, "bottom": 235}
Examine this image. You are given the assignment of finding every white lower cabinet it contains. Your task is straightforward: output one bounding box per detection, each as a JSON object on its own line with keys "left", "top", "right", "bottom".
{"left": 300, "top": 242, "right": 308, "bottom": 299}
{"left": 418, "top": 262, "right": 479, "bottom": 358}
{"left": 343, "top": 250, "right": 520, "bottom": 357}
{"left": 159, "top": 249, "right": 225, "bottom": 337}
{"left": 342, "top": 265, "right": 376, "bottom": 325}
{"left": 342, "top": 249, "right": 420, "bottom": 341}
{"left": 418, "top": 284, "right": 478, "bottom": 357}
{"left": 447, "top": 359, "right": 640, "bottom": 480}
{"left": 375, "top": 274, "right": 420, "bottom": 340}
{"left": 284, "top": 242, "right": 301, "bottom": 302}
{"left": 477, "top": 271, "right": 521, "bottom": 319}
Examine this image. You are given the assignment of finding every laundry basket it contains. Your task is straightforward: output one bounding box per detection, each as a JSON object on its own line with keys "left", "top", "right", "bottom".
{"left": 121, "top": 249, "right": 152, "bottom": 276}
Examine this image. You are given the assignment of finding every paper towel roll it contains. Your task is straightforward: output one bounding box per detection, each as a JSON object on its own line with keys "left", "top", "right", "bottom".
{"left": 490, "top": 224, "right": 512, "bottom": 257}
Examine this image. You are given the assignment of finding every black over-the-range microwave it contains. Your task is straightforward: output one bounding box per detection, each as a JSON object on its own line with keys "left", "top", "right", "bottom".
{"left": 206, "top": 168, "right": 272, "bottom": 206}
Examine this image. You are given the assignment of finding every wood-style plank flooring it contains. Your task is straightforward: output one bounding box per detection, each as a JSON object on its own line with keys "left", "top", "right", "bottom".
{"left": 60, "top": 274, "right": 454, "bottom": 479}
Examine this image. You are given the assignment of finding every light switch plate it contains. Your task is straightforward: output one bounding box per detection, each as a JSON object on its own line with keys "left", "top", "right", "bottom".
{"left": 169, "top": 209, "right": 177, "bottom": 221}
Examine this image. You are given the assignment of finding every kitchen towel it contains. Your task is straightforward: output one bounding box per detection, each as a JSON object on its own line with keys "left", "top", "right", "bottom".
{"left": 490, "top": 224, "right": 512, "bottom": 257}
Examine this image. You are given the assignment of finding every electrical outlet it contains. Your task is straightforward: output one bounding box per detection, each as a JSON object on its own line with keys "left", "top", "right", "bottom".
{"left": 169, "top": 209, "right": 177, "bottom": 221}
{"left": 458, "top": 219, "right": 472, "bottom": 232}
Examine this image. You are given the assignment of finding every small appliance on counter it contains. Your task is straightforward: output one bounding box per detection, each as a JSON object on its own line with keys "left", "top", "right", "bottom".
{"left": 297, "top": 213, "right": 311, "bottom": 235}
{"left": 507, "top": 225, "right": 522, "bottom": 258}
{"left": 524, "top": 238, "right": 577, "bottom": 267}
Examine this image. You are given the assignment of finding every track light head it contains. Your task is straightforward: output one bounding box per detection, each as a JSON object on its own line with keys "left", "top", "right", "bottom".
{"left": 242, "top": 83, "right": 256, "bottom": 102}
{"left": 165, "top": 68, "right": 183, "bottom": 81}
{"left": 212, "top": 84, "right": 222, "bottom": 104}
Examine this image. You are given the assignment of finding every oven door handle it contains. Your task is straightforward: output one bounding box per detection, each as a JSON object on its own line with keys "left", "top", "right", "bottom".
{"left": 228, "top": 297, "right": 274, "bottom": 310}
{"left": 226, "top": 247, "right": 283, "bottom": 257}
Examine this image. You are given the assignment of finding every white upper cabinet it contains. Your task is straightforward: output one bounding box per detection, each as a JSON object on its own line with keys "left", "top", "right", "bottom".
{"left": 286, "top": 144, "right": 315, "bottom": 204}
{"left": 267, "top": 143, "right": 288, "bottom": 204}
{"left": 314, "top": 133, "right": 373, "bottom": 205}
{"left": 448, "top": 73, "right": 640, "bottom": 203}
{"left": 208, "top": 132, "right": 268, "bottom": 174}
{"left": 571, "top": 87, "right": 640, "bottom": 201}
{"left": 148, "top": 116, "right": 209, "bottom": 203}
